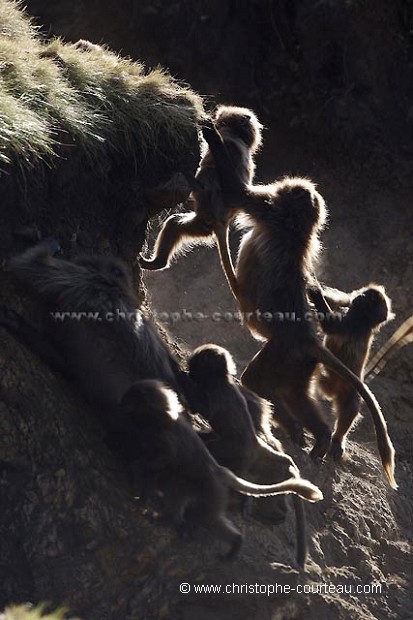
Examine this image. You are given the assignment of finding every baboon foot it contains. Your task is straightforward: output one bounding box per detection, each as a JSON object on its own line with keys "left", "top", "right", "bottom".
{"left": 329, "top": 438, "right": 344, "bottom": 461}
{"left": 310, "top": 430, "right": 332, "bottom": 461}
{"left": 138, "top": 255, "right": 168, "bottom": 271}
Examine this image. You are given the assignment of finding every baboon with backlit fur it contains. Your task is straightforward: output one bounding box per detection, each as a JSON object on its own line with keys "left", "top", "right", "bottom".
{"left": 110, "top": 378, "right": 323, "bottom": 561}
{"left": 1, "top": 242, "right": 323, "bottom": 561}
{"left": 139, "top": 106, "right": 263, "bottom": 296}
{"left": 309, "top": 283, "right": 394, "bottom": 460}
{"left": 200, "top": 119, "right": 397, "bottom": 489}
{"left": 186, "top": 344, "right": 312, "bottom": 568}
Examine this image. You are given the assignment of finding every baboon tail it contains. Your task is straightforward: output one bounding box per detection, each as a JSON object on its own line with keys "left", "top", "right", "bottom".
{"left": 365, "top": 315, "right": 413, "bottom": 382}
{"left": 263, "top": 446, "right": 308, "bottom": 568}
{"left": 313, "top": 343, "right": 397, "bottom": 490}
{"left": 292, "top": 495, "right": 307, "bottom": 570}
{"left": 220, "top": 467, "right": 323, "bottom": 502}
{"left": 215, "top": 224, "right": 239, "bottom": 301}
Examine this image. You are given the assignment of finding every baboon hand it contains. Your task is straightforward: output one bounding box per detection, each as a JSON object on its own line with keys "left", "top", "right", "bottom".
{"left": 199, "top": 116, "right": 221, "bottom": 146}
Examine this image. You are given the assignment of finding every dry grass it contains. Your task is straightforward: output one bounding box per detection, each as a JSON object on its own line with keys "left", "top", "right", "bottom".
{"left": 0, "top": 606, "right": 80, "bottom": 620}
{"left": 0, "top": 0, "right": 203, "bottom": 172}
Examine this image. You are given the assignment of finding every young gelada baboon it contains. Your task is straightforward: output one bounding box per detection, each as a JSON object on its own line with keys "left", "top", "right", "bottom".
{"left": 186, "top": 345, "right": 298, "bottom": 476}
{"left": 139, "top": 106, "right": 263, "bottom": 296}
{"left": 309, "top": 284, "right": 394, "bottom": 460}
{"left": 5, "top": 241, "right": 185, "bottom": 412}
{"left": 187, "top": 344, "right": 314, "bottom": 568}
{"left": 116, "top": 378, "right": 323, "bottom": 561}
{"left": 200, "top": 120, "right": 397, "bottom": 489}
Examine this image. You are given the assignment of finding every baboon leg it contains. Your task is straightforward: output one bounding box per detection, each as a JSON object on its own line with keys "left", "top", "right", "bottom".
{"left": 271, "top": 395, "right": 306, "bottom": 447}
{"left": 162, "top": 478, "right": 192, "bottom": 531}
{"left": 330, "top": 393, "right": 361, "bottom": 460}
{"left": 281, "top": 391, "right": 332, "bottom": 460}
{"left": 139, "top": 212, "right": 213, "bottom": 270}
{"left": 213, "top": 515, "right": 243, "bottom": 561}
{"left": 241, "top": 345, "right": 305, "bottom": 445}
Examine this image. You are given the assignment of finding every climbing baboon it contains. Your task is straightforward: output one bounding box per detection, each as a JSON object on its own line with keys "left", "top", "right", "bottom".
{"left": 139, "top": 106, "right": 263, "bottom": 296}
{"left": 2, "top": 242, "right": 323, "bottom": 560}
{"left": 5, "top": 241, "right": 186, "bottom": 410}
{"left": 200, "top": 120, "right": 397, "bottom": 489}
{"left": 186, "top": 344, "right": 313, "bottom": 568}
{"left": 309, "top": 284, "right": 394, "bottom": 460}
{"left": 187, "top": 344, "right": 297, "bottom": 476}
{"left": 115, "top": 378, "right": 323, "bottom": 560}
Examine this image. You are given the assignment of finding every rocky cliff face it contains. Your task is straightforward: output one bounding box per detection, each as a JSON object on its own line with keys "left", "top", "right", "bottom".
{"left": 1, "top": 2, "right": 412, "bottom": 619}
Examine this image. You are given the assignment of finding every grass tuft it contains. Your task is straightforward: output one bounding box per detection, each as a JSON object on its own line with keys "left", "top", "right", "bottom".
{"left": 0, "top": 0, "right": 203, "bottom": 173}
{"left": 0, "top": 605, "right": 80, "bottom": 620}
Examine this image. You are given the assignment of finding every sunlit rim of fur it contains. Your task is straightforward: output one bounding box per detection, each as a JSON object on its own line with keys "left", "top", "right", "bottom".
{"left": 162, "top": 386, "right": 182, "bottom": 420}
{"left": 219, "top": 345, "right": 237, "bottom": 376}
{"left": 235, "top": 176, "right": 329, "bottom": 233}
{"left": 275, "top": 176, "right": 328, "bottom": 231}
{"left": 214, "top": 104, "right": 264, "bottom": 153}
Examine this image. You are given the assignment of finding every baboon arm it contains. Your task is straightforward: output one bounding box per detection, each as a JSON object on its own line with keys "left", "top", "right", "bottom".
{"left": 307, "top": 285, "right": 333, "bottom": 314}
{"left": 322, "top": 286, "right": 352, "bottom": 308}
{"left": 308, "top": 285, "right": 349, "bottom": 335}
{"left": 200, "top": 119, "right": 246, "bottom": 204}
{"left": 9, "top": 243, "right": 88, "bottom": 302}
{"left": 308, "top": 284, "right": 352, "bottom": 311}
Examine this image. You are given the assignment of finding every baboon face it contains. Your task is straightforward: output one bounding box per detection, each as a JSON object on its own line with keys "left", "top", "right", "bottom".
{"left": 74, "top": 256, "right": 133, "bottom": 291}
{"left": 268, "top": 178, "right": 327, "bottom": 248}
{"left": 352, "top": 286, "right": 392, "bottom": 327}
{"left": 214, "top": 105, "right": 263, "bottom": 153}
{"left": 188, "top": 345, "right": 237, "bottom": 382}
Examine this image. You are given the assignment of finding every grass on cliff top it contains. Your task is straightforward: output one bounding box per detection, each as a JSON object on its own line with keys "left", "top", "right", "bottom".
{"left": 0, "top": 606, "right": 79, "bottom": 620}
{"left": 0, "top": 0, "right": 203, "bottom": 172}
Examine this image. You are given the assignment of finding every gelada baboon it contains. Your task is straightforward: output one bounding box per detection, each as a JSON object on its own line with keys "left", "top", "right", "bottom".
{"left": 139, "top": 105, "right": 263, "bottom": 296}
{"left": 200, "top": 120, "right": 397, "bottom": 489}
{"left": 365, "top": 314, "right": 413, "bottom": 381}
{"left": 116, "top": 378, "right": 323, "bottom": 561}
{"left": 186, "top": 344, "right": 297, "bottom": 476}
{"left": 5, "top": 241, "right": 185, "bottom": 411}
{"left": 309, "top": 284, "right": 394, "bottom": 461}
{"left": 187, "top": 344, "right": 314, "bottom": 568}
{"left": 3, "top": 242, "right": 323, "bottom": 560}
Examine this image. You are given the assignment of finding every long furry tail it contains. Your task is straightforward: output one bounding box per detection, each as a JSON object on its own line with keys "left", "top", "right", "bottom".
{"left": 292, "top": 495, "right": 307, "bottom": 569}
{"left": 313, "top": 343, "right": 397, "bottom": 489}
{"left": 365, "top": 315, "right": 413, "bottom": 381}
{"left": 220, "top": 468, "right": 323, "bottom": 502}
